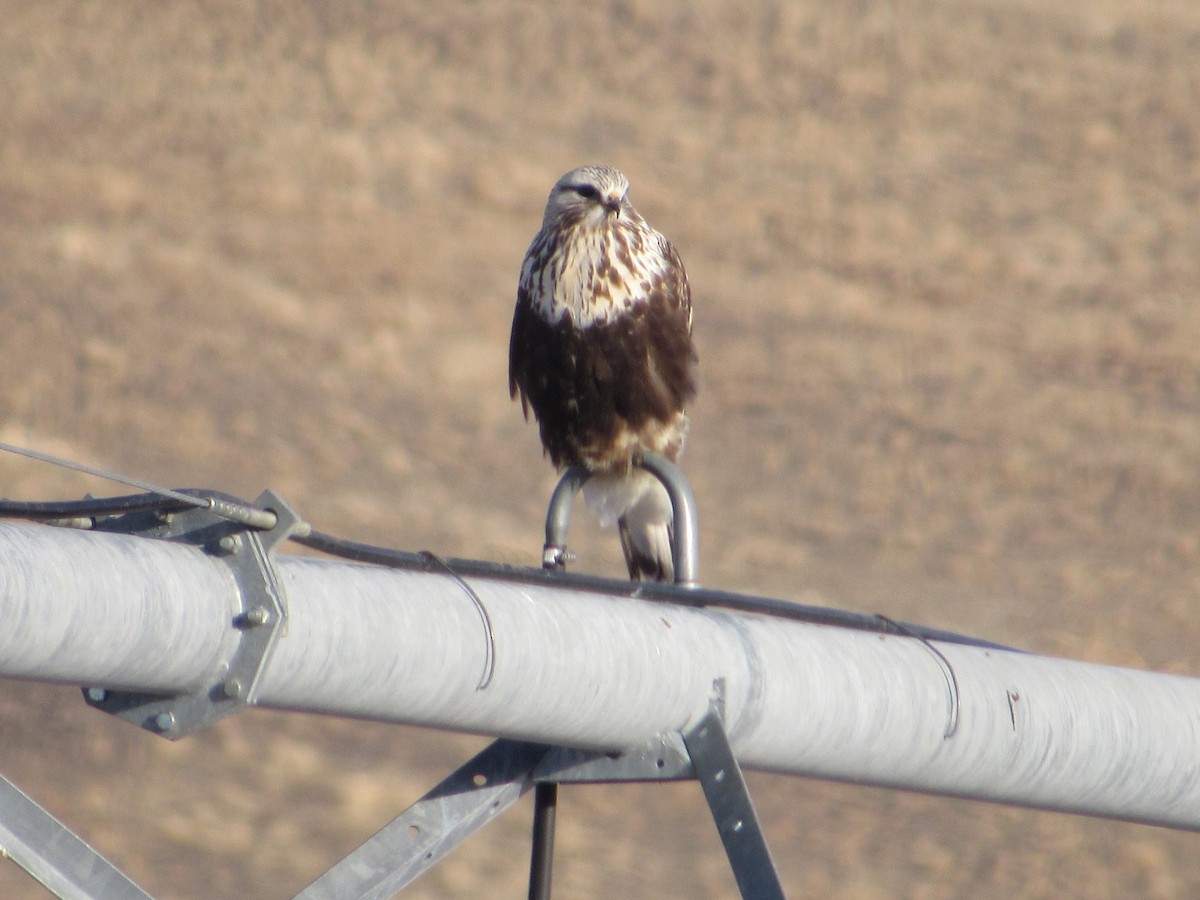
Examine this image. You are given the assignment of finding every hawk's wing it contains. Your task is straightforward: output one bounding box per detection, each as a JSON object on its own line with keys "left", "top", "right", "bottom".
{"left": 508, "top": 284, "right": 534, "bottom": 419}
{"left": 659, "top": 234, "right": 693, "bottom": 334}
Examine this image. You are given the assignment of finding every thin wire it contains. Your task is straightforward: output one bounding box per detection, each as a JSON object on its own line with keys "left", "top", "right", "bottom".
{"left": 0, "top": 441, "right": 210, "bottom": 510}
{"left": 875, "top": 614, "right": 961, "bottom": 738}
{"left": 419, "top": 551, "right": 497, "bottom": 692}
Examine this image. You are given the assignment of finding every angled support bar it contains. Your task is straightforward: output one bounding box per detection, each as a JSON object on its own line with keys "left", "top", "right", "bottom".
{"left": 683, "top": 708, "right": 786, "bottom": 900}
{"left": 295, "top": 735, "right": 696, "bottom": 900}
{"left": 294, "top": 739, "right": 550, "bottom": 900}
{"left": 81, "top": 490, "right": 304, "bottom": 739}
{"left": 542, "top": 452, "right": 699, "bottom": 586}
{"left": 0, "top": 773, "right": 153, "bottom": 900}
{"left": 297, "top": 725, "right": 778, "bottom": 899}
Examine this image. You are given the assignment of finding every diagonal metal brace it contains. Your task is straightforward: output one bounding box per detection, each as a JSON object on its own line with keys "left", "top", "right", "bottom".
{"left": 82, "top": 489, "right": 303, "bottom": 739}
{"left": 294, "top": 735, "right": 699, "bottom": 900}
{"left": 292, "top": 726, "right": 780, "bottom": 900}
{"left": 294, "top": 739, "right": 551, "bottom": 900}
{"left": 0, "top": 773, "right": 154, "bottom": 900}
{"left": 683, "top": 708, "right": 786, "bottom": 900}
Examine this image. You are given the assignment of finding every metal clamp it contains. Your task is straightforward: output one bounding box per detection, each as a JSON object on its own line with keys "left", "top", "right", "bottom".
{"left": 82, "top": 489, "right": 303, "bottom": 739}
{"left": 542, "top": 452, "right": 700, "bottom": 586}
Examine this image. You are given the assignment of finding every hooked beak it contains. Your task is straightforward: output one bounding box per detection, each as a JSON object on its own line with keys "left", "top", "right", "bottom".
{"left": 603, "top": 194, "right": 623, "bottom": 216}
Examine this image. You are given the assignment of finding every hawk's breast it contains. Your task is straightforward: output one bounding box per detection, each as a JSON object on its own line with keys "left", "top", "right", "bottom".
{"left": 510, "top": 219, "right": 696, "bottom": 471}
{"left": 522, "top": 221, "right": 673, "bottom": 329}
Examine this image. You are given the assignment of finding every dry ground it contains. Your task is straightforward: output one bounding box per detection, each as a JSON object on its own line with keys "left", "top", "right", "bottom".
{"left": 2, "top": 1, "right": 1199, "bottom": 897}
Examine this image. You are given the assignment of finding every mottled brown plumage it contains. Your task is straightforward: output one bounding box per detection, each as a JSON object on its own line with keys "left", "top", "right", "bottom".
{"left": 509, "top": 165, "right": 697, "bottom": 581}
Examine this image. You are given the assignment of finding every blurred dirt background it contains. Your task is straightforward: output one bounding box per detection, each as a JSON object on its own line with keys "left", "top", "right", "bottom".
{"left": 2, "top": 1, "right": 1199, "bottom": 897}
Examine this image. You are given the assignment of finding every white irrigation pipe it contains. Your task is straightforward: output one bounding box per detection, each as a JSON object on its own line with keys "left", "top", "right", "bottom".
{"left": 1, "top": 521, "right": 1199, "bottom": 830}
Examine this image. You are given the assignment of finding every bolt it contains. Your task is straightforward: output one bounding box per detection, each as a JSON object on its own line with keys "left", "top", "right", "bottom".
{"left": 223, "top": 677, "right": 245, "bottom": 700}
{"left": 85, "top": 687, "right": 108, "bottom": 703}
{"left": 244, "top": 605, "right": 270, "bottom": 626}
{"left": 154, "top": 711, "right": 176, "bottom": 732}
{"left": 217, "top": 534, "right": 242, "bottom": 555}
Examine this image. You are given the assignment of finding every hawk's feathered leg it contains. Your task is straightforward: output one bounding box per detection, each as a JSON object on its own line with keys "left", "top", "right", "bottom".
{"left": 617, "top": 498, "right": 675, "bottom": 583}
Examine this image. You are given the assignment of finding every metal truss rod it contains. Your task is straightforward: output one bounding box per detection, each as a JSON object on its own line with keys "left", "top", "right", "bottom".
{"left": 4, "top": 522, "right": 1200, "bottom": 831}
{"left": 294, "top": 739, "right": 549, "bottom": 900}
{"left": 683, "top": 709, "right": 785, "bottom": 900}
{"left": 0, "top": 774, "right": 153, "bottom": 900}
{"left": 527, "top": 782, "right": 557, "bottom": 900}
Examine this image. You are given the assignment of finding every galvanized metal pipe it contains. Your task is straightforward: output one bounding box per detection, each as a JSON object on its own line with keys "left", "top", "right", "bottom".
{"left": 0, "top": 522, "right": 236, "bottom": 691}
{"left": 2, "top": 522, "right": 1200, "bottom": 830}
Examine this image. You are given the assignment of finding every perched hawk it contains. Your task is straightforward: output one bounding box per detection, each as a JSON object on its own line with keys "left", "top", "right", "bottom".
{"left": 509, "top": 164, "right": 698, "bottom": 582}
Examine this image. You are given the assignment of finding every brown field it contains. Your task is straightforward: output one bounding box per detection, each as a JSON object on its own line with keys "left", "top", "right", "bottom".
{"left": 2, "top": 1, "right": 1199, "bottom": 897}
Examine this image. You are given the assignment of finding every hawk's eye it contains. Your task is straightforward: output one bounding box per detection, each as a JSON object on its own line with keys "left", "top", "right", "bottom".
{"left": 574, "top": 184, "right": 600, "bottom": 200}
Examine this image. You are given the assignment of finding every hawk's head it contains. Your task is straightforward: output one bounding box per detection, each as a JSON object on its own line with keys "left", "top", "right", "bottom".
{"left": 542, "top": 164, "right": 633, "bottom": 229}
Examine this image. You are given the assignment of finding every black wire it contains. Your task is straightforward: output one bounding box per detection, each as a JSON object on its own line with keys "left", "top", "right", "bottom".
{"left": 293, "top": 529, "right": 1020, "bottom": 653}
{"left": 0, "top": 492, "right": 197, "bottom": 521}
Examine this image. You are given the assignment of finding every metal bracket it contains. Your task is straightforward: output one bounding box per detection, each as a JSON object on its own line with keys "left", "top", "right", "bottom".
{"left": 542, "top": 451, "right": 700, "bottom": 586}
{"left": 531, "top": 732, "right": 694, "bottom": 784}
{"left": 81, "top": 489, "right": 303, "bottom": 739}
{"left": 292, "top": 718, "right": 782, "bottom": 900}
